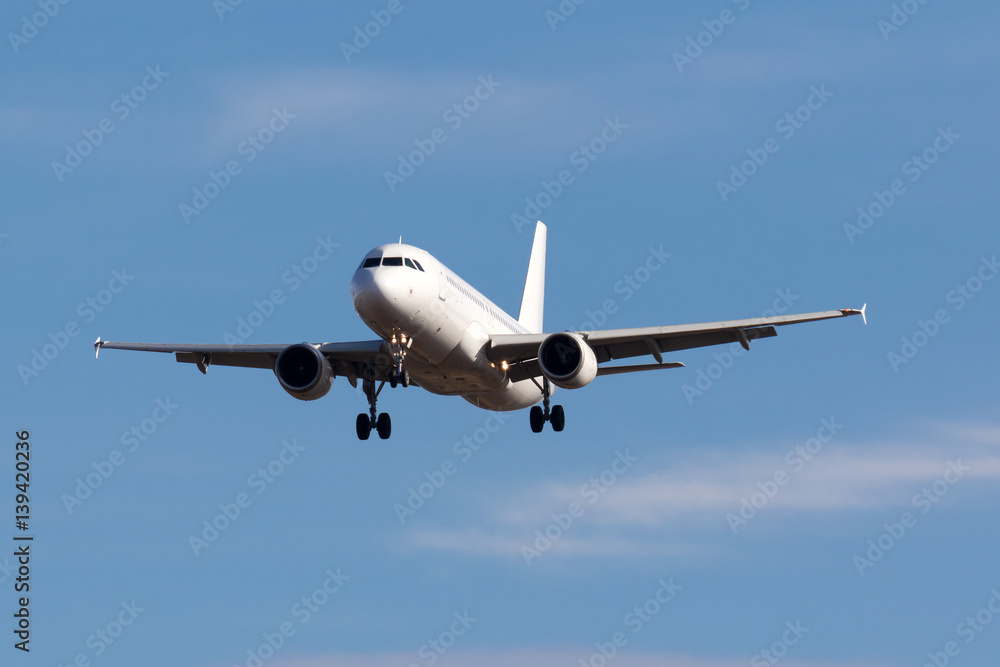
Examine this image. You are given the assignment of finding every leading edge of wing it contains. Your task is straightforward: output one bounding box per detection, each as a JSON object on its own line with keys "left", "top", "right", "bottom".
{"left": 94, "top": 339, "right": 386, "bottom": 357}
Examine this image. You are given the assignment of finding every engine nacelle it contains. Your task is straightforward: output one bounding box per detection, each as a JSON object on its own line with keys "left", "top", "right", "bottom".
{"left": 274, "top": 344, "right": 333, "bottom": 401}
{"left": 538, "top": 332, "right": 598, "bottom": 389}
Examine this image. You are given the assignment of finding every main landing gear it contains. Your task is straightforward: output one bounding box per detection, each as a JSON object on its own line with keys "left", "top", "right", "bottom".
{"left": 529, "top": 377, "right": 565, "bottom": 433}
{"left": 356, "top": 376, "right": 391, "bottom": 440}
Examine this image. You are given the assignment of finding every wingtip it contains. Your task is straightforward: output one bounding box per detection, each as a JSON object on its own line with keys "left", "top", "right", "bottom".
{"left": 840, "top": 304, "right": 868, "bottom": 325}
{"left": 94, "top": 337, "right": 102, "bottom": 359}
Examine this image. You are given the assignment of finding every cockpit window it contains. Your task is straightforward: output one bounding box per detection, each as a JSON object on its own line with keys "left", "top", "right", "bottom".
{"left": 404, "top": 258, "right": 417, "bottom": 270}
{"left": 412, "top": 259, "right": 425, "bottom": 272}
{"left": 382, "top": 257, "right": 403, "bottom": 267}
{"left": 361, "top": 257, "right": 381, "bottom": 268}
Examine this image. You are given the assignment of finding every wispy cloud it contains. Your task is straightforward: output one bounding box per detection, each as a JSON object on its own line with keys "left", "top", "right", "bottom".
{"left": 403, "top": 423, "right": 1000, "bottom": 560}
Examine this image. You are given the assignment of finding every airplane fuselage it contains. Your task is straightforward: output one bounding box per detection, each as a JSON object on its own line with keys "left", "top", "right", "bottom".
{"left": 350, "top": 243, "right": 546, "bottom": 411}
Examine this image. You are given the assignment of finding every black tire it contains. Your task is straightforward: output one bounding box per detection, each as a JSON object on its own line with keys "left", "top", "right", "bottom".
{"left": 389, "top": 372, "right": 398, "bottom": 388}
{"left": 356, "top": 413, "right": 371, "bottom": 440}
{"left": 551, "top": 405, "right": 565, "bottom": 432}
{"left": 529, "top": 405, "right": 545, "bottom": 433}
{"left": 401, "top": 369, "right": 410, "bottom": 387}
{"left": 376, "top": 413, "right": 392, "bottom": 439}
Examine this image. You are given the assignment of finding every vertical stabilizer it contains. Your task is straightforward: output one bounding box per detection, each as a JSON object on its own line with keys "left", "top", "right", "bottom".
{"left": 518, "top": 221, "right": 546, "bottom": 334}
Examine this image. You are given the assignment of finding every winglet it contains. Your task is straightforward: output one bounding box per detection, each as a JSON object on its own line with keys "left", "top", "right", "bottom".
{"left": 94, "top": 337, "right": 103, "bottom": 359}
{"left": 840, "top": 304, "right": 868, "bottom": 325}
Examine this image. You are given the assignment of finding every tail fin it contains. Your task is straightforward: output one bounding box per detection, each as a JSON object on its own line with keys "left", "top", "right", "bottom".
{"left": 518, "top": 221, "right": 546, "bottom": 334}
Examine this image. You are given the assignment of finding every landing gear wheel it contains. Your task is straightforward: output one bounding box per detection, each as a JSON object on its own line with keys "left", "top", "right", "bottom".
{"left": 550, "top": 405, "right": 565, "bottom": 432}
{"left": 376, "top": 413, "right": 392, "bottom": 440}
{"left": 529, "top": 406, "right": 545, "bottom": 433}
{"left": 400, "top": 369, "right": 410, "bottom": 388}
{"left": 389, "top": 372, "right": 398, "bottom": 388}
{"left": 356, "top": 413, "right": 372, "bottom": 440}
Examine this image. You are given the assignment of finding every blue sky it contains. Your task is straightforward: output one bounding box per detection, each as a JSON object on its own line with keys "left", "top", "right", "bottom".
{"left": 3, "top": 1, "right": 1000, "bottom": 666}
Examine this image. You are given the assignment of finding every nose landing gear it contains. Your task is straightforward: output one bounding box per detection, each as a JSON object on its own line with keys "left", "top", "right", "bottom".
{"left": 388, "top": 332, "right": 411, "bottom": 388}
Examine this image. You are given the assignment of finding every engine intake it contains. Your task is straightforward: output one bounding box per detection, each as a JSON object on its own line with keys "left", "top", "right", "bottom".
{"left": 538, "top": 332, "right": 597, "bottom": 389}
{"left": 274, "top": 344, "right": 333, "bottom": 401}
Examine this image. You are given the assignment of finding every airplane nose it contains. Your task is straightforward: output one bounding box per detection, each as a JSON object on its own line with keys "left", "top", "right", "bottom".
{"left": 351, "top": 267, "right": 406, "bottom": 313}
{"left": 350, "top": 268, "right": 376, "bottom": 310}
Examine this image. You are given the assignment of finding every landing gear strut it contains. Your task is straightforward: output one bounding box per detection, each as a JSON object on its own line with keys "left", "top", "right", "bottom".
{"left": 356, "top": 373, "right": 391, "bottom": 440}
{"left": 529, "top": 377, "right": 565, "bottom": 433}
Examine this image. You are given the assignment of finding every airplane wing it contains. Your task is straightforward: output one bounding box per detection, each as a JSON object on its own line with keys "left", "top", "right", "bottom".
{"left": 94, "top": 338, "right": 390, "bottom": 384}
{"left": 487, "top": 306, "right": 866, "bottom": 382}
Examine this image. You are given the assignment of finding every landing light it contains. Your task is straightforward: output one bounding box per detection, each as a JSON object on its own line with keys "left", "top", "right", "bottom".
{"left": 501, "top": 361, "right": 509, "bottom": 370}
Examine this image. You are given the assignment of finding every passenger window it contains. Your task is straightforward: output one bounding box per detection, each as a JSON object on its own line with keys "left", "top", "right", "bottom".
{"left": 361, "top": 257, "right": 381, "bottom": 268}
{"left": 405, "top": 258, "right": 417, "bottom": 270}
{"left": 382, "top": 257, "right": 403, "bottom": 267}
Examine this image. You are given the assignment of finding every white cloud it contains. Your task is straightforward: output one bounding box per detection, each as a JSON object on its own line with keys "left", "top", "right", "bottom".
{"left": 404, "top": 424, "right": 1000, "bottom": 560}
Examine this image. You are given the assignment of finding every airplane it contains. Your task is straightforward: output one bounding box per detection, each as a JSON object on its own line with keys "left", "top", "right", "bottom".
{"left": 95, "top": 221, "right": 866, "bottom": 440}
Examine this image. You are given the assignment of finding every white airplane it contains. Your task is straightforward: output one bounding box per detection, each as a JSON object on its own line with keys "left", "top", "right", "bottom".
{"left": 95, "top": 222, "right": 866, "bottom": 439}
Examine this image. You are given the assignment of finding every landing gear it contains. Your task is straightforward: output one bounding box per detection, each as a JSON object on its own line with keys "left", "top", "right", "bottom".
{"left": 530, "top": 406, "right": 545, "bottom": 433}
{"left": 388, "top": 332, "right": 410, "bottom": 389}
{"left": 356, "top": 413, "right": 371, "bottom": 440}
{"left": 529, "top": 378, "right": 566, "bottom": 433}
{"left": 357, "top": 373, "right": 392, "bottom": 440}
{"left": 550, "top": 404, "right": 565, "bottom": 432}
{"left": 376, "top": 413, "right": 391, "bottom": 439}
{"left": 388, "top": 368, "right": 410, "bottom": 388}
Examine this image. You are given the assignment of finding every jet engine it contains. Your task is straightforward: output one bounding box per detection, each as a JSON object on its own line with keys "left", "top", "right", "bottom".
{"left": 538, "top": 332, "right": 598, "bottom": 389}
{"left": 274, "top": 344, "right": 333, "bottom": 401}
